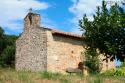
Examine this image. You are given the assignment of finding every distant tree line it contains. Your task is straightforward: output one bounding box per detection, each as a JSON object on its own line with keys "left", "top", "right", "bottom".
{"left": 0, "top": 27, "right": 18, "bottom": 68}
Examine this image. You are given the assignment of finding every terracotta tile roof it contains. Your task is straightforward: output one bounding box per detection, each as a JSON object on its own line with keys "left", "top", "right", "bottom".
{"left": 43, "top": 27, "right": 83, "bottom": 39}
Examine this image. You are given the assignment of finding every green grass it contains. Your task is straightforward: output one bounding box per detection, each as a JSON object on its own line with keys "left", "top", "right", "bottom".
{"left": 0, "top": 68, "right": 125, "bottom": 83}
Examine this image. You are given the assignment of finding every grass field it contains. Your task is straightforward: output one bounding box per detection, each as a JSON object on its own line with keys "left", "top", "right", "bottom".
{"left": 0, "top": 68, "right": 125, "bottom": 83}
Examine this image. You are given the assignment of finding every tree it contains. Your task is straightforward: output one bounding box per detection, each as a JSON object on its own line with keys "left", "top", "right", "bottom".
{"left": 0, "top": 26, "right": 18, "bottom": 67}
{"left": 0, "top": 45, "right": 15, "bottom": 67}
{"left": 0, "top": 27, "right": 4, "bottom": 54}
{"left": 0, "top": 26, "right": 4, "bottom": 37}
{"left": 84, "top": 49, "right": 101, "bottom": 73}
{"left": 79, "top": 1, "right": 125, "bottom": 61}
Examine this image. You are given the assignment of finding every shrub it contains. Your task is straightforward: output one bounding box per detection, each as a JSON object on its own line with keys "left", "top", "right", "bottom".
{"left": 121, "top": 59, "right": 125, "bottom": 67}
{"left": 83, "top": 49, "right": 101, "bottom": 74}
{"left": 0, "top": 45, "right": 15, "bottom": 68}
{"left": 102, "top": 68, "right": 125, "bottom": 76}
{"left": 0, "top": 27, "right": 18, "bottom": 68}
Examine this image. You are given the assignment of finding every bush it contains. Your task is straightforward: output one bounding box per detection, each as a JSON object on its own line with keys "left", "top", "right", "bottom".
{"left": 83, "top": 49, "right": 101, "bottom": 74}
{"left": 102, "top": 68, "right": 125, "bottom": 76}
{"left": 0, "top": 27, "right": 18, "bottom": 68}
{"left": 0, "top": 45, "right": 15, "bottom": 68}
{"left": 121, "top": 59, "right": 125, "bottom": 67}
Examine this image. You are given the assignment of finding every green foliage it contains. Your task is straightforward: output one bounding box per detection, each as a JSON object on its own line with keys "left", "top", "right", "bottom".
{"left": 102, "top": 68, "right": 125, "bottom": 76}
{"left": 84, "top": 49, "right": 101, "bottom": 74}
{"left": 120, "top": 59, "right": 125, "bottom": 67}
{"left": 0, "top": 26, "right": 4, "bottom": 38}
{"left": 79, "top": 1, "right": 125, "bottom": 61}
{"left": 0, "top": 27, "right": 4, "bottom": 54}
{"left": 0, "top": 26, "right": 18, "bottom": 68}
{"left": 0, "top": 46, "right": 15, "bottom": 67}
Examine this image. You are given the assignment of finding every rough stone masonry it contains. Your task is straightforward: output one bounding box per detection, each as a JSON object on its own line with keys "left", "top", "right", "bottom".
{"left": 16, "top": 12, "right": 115, "bottom": 73}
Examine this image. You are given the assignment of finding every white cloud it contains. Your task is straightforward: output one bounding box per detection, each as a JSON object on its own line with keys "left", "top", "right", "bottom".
{"left": 0, "top": 0, "right": 49, "bottom": 34}
{"left": 69, "top": 0, "right": 102, "bottom": 34}
{"left": 41, "top": 15, "right": 59, "bottom": 30}
{"left": 70, "top": 0, "right": 101, "bottom": 15}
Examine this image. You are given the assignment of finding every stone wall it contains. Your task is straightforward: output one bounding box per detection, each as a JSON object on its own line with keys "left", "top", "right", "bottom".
{"left": 16, "top": 27, "right": 47, "bottom": 72}
{"left": 16, "top": 12, "right": 115, "bottom": 73}
{"left": 16, "top": 13, "right": 47, "bottom": 72}
{"left": 46, "top": 30, "right": 85, "bottom": 73}
{"left": 99, "top": 55, "right": 115, "bottom": 72}
{"left": 46, "top": 30, "right": 115, "bottom": 73}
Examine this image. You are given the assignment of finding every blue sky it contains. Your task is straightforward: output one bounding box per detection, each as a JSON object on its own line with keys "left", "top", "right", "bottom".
{"left": 0, "top": 0, "right": 104, "bottom": 35}
{"left": 0, "top": 0, "right": 124, "bottom": 35}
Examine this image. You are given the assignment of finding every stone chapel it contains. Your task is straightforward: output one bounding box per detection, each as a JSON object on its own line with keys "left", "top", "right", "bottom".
{"left": 16, "top": 11, "right": 115, "bottom": 73}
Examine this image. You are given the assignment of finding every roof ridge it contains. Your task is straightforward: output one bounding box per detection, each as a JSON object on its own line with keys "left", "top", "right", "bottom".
{"left": 42, "top": 27, "right": 83, "bottom": 39}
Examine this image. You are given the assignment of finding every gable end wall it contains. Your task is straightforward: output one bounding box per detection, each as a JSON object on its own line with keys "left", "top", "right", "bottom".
{"left": 16, "top": 27, "right": 47, "bottom": 72}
